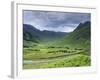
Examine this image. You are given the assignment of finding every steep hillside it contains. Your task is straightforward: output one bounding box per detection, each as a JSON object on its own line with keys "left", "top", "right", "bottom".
{"left": 58, "top": 21, "right": 91, "bottom": 48}
{"left": 23, "top": 24, "right": 40, "bottom": 43}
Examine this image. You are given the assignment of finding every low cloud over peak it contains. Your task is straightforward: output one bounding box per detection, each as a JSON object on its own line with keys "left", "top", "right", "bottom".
{"left": 23, "top": 10, "right": 90, "bottom": 32}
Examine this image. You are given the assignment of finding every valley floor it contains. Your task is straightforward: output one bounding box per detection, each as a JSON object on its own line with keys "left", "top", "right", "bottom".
{"left": 23, "top": 41, "right": 91, "bottom": 69}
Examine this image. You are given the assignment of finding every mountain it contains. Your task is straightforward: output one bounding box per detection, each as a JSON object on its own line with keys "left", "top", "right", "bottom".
{"left": 58, "top": 21, "right": 91, "bottom": 48}
{"left": 23, "top": 24, "right": 68, "bottom": 47}
{"left": 23, "top": 21, "right": 91, "bottom": 49}
{"left": 23, "top": 24, "right": 40, "bottom": 43}
{"left": 40, "top": 30, "right": 67, "bottom": 41}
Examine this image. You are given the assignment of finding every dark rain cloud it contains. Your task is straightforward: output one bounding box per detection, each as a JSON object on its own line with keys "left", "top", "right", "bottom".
{"left": 23, "top": 10, "right": 90, "bottom": 32}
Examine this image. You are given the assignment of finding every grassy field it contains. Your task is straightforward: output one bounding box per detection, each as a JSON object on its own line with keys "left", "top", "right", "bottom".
{"left": 23, "top": 42, "right": 90, "bottom": 69}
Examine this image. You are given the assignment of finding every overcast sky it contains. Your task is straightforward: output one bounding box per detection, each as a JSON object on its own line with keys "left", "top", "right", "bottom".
{"left": 23, "top": 10, "right": 91, "bottom": 32}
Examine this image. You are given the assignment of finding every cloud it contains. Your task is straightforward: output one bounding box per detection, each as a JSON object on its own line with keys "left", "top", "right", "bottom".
{"left": 23, "top": 10, "right": 90, "bottom": 32}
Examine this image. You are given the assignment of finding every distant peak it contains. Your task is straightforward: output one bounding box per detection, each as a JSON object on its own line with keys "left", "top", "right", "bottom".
{"left": 74, "top": 21, "right": 90, "bottom": 31}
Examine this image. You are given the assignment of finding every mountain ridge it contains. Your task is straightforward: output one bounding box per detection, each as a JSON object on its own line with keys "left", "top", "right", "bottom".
{"left": 23, "top": 24, "right": 68, "bottom": 47}
{"left": 58, "top": 21, "right": 91, "bottom": 49}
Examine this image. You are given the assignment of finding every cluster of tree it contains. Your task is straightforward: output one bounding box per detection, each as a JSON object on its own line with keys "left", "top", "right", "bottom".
{"left": 74, "top": 48, "right": 83, "bottom": 50}
{"left": 32, "top": 49, "right": 40, "bottom": 51}
{"left": 47, "top": 46, "right": 70, "bottom": 49}
{"left": 47, "top": 50, "right": 76, "bottom": 54}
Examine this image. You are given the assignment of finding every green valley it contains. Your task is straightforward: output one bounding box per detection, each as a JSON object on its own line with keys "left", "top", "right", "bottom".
{"left": 23, "top": 21, "right": 91, "bottom": 69}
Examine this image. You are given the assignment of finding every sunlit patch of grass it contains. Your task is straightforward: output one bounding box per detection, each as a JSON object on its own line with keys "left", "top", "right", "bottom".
{"left": 41, "top": 54, "right": 91, "bottom": 68}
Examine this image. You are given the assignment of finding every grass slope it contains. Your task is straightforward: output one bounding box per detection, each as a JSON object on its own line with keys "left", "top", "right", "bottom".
{"left": 59, "top": 21, "right": 90, "bottom": 48}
